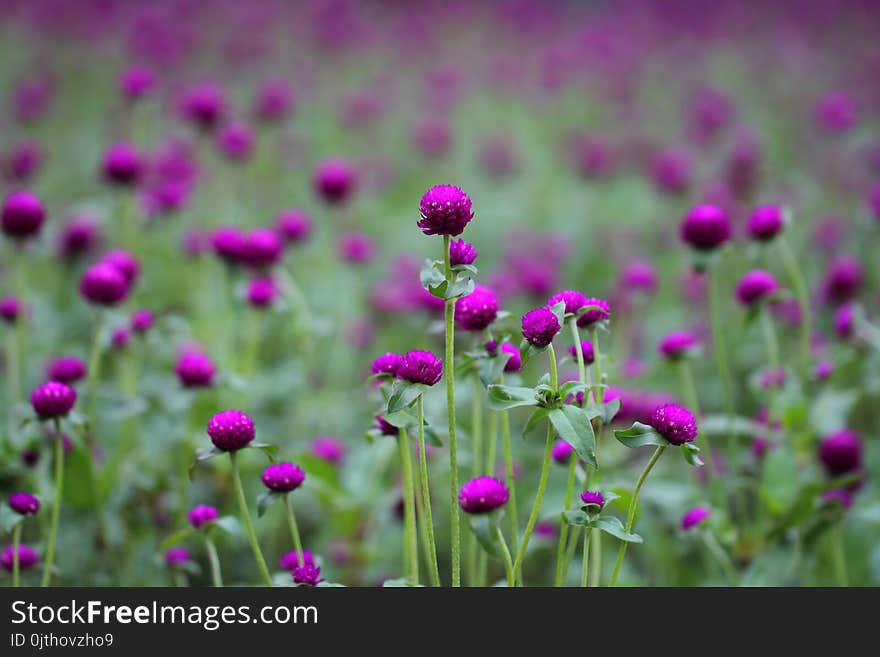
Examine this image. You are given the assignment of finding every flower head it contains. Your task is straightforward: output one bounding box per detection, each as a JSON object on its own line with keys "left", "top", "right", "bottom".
{"left": 522, "top": 307, "right": 561, "bottom": 347}
{"left": 1, "top": 544, "right": 38, "bottom": 571}
{"left": 747, "top": 205, "right": 784, "bottom": 241}
{"left": 1, "top": 190, "right": 45, "bottom": 240}
{"left": 254, "top": 80, "right": 294, "bottom": 122}
{"left": 822, "top": 256, "right": 862, "bottom": 304}
{"left": 455, "top": 285, "right": 498, "bottom": 331}
{"left": 175, "top": 351, "right": 215, "bottom": 388}
{"left": 31, "top": 381, "right": 77, "bottom": 419}
{"left": 620, "top": 261, "right": 658, "bottom": 295}
{"left": 131, "top": 309, "right": 155, "bottom": 334}
{"left": 458, "top": 476, "right": 510, "bottom": 514}
{"left": 650, "top": 404, "right": 698, "bottom": 445}
{"left": 279, "top": 549, "right": 316, "bottom": 571}
{"left": 187, "top": 505, "right": 218, "bottom": 529}
{"left": 680, "top": 506, "right": 711, "bottom": 530}
{"left": 216, "top": 122, "right": 254, "bottom": 161}
{"left": 181, "top": 82, "right": 224, "bottom": 130}
{"left": 241, "top": 228, "right": 283, "bottom": 269}
{"left": 567, "top": 340, "right": 595, "bottom": 365}
{"left": 313, "top": 158, "right": 356, "bottom": 205}
{"left": 418, "top": 184, "right": 474, "bottom": 236}
{"left": 119, "top": 66, "right": 154, "bottom": 101}
{"left": 261, "top": 462, "right": 306, "bottom": 492}
{"left": 292, "top": 563, "right": 323, "bottom": 586}
{"left": 548, "top": 290, "right": 589, "bottom": 317}
{"left": 112, "top": 327, "right": 131, "bottom": 350}
{"left": 46, "top": 355, "right": 87, "bottom": 385}
{"left": 212, "top": 227, "right": 246, "bottom": 265}
{"left": 9, "top": 492, "right": 40, "bottom": 515}
{"left": 551, "top": 440, "right": 574, "bottom": 464}
{"left": 821, "top": 489, "right": 854, "bottom": 509}
{"left": 735, "top": 270, "right": 779, "bottom": 306}
{"left": 312, "top": 436, "right": 345, "bottom": 464}
{"left": 818, "top": 430, "right": 863, "bottom": 476}
{"left": 371, "top": 352, "right": 403, "bottom": 378}
{"left": 815, "top": 360, "right": 833, "bottom": 381}
{"left": 374, "top": 415, "right": 398, "bottom": 436}
{"left": 397, "top": 350, "right": 442, "bottom": 386}
{"left": 834, "top": 303, "right": 854, "bottom": 339}
{"left": 57, "top": 215, "right": 101, "bottom": 259}
{"left": 100, "top": 249, "right": 141, "bottom": 285}
{"left": 164, "top": 547, "right": 192, "bottom": 568}
{"left": 101, "top": 142, "right": 142, "bottom": 186}
{"left": 680, "top": 205, "right": 731, "bottom": 251}
{"left": 276, "top": 210, "right": 313, "bottom": 244}
{"left": 659, "top": 331, "right": 699, "bottom": 360}
{"left": 247, "top": 277, "right": 278, "bottom": 308}
{"left": 500, "top": 342, "right": 522, "bottom": 372}
{"left": 576, "top": 298, "right": 610, "bottom": 328}
{"left": 449, "top": 239, "right": 478, "bottom": 266}
{"left": 0, "top": 296, "right": 22, "bottom": 323}
{"left": 580, "top": 490, "right": 604, "bottom": 509}
{"left": 206, "top": 409, "right": 255, "bottom": 452}
{"left": 338, "top": 231, "right": 376, "bottom": 265}
{"left": 79, "top": 263, "right": 129, "bottom": 306}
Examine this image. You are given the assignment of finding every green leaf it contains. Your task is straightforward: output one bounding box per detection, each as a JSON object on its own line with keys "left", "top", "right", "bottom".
{"left": 548, "top": 301, "right": 566, "bottom": 327}
{"left": 558, "top": 380, "right": 587, "bottom": 402}
{"left": 523, "top": 407, "right": 550, "bottom": 436}
{"left": 478, "top": 351, "right": 512, "bottom": 388}
{"left": 597, "top": 398, "right": 621, "bottom": 424}
{"left": 250, "top": 442, "right": 279, "bottom": 462}
{"left": 614, "top": 422, "right": 666, "bottom": 448}
{"left": 486, "top": 384, "right": 538, "bottom": 411}
{"left": 213, "top": 515, "right": 241, "bottom": 535}
{"left": 423, "top": 424, "right": 443, "bottom": 448}
{"left": 0, "top": 505, "right": 24, "bottom": 534}
{"left": 467, "top": 513, "right": 501, "bottom": 558}
{"left": 160, "top": 528, "right": 195, "bottom": 551}
{"left": 382, "top": 406, "right": 419, "bottom": 429}
{"left": 386, "top": 380, "right": 428, "bottom": 414}
{"left": 257, "top": 490, "right": 284, "bottom": 517}
{"left": 419, "top": 258, "right": 447, "bottom": 299}
{"left": 445, "top": 276, "right": 475, "bottom": 301}
{"left": 681, "top": 443, "right": 704, "bottom": 467}
{"left": 548, "top": 406, "right": 597, "bottom": 469}
{"left": 562, "top": 509, "right": 591, "bottom": 527}
{"left": 591, "top": 516, "right": 643, "bottom": 543}
{"left": 196, "top": 446, "right": 224, "bottom": 461}
{"left": 698, "top": 415, "right": 760, "bottom": 437}
{"left": 451, "top": 263, "right": 478, "bottom": 277}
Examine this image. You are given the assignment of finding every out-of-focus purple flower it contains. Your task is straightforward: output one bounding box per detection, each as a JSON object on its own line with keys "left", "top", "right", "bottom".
{"left": 207, "top": 409, "right": 255, "bottom": 452}
{"left": 570, "top": 133, "right": 617, "bottom": 180}
{"left": 458, "top": 476, "right": 510, "bottom": 514}
{"left": 30, "top": 381, "right": 77, "bottom": 419}
{"left": 456, "top": 285, "right": 498, "bottom": 331}
{"left": 500, "top": 342, "right": 522, "bottom": 372}
{"left": 11, "top": 77, "right": 53, "bottom": 124}
{"left": 760, "top": 367, "right": 786, "bottom": 389}
{"left": 650, "top": 404, "right": 698, "bottom": 445}
{"left": 3, "top": 141, "right": 43, "bottom": 183}
{"left": 620, "top": 261, "right": 657, "bottom": 295}
{"left": 834, "top": 303, "right": 855, "bottom": 339}
{"left": 449, "top": 239, "right": 478, "bottom": 267}
{"left": 735, "top": 270, "right": 779, "bottom": 306}
{"left": 1, "top": 545, "right": 38, "bottom": 571}
{"left": 119, "top": 66, "right": 155, "bottom": 102}
{"left": 418, "top": 185, "right": 474, "bottom": 236}
{"left": 101, "top": 142, "right": 142, "bottom": 186}
{"left": 478, "top": 136, "right": 519, "bottom": 179}
{"left": 216, "top": 122, "right": 255, "bottom": 161}
{"left": 1, "top": 191, "right": 45, "bottom": 241}
{"left": 680, "top": 506, "right": 711, "bottom": 531}
{"left": 276, "top": 210, "right": 313, "bottom": 244}
{"left": 681, "top": 205, "right": 731, "bottom": 251}
{"left": 534, "top": 521, "right": 558, "bottom": 540}
{"left": 547, "top": 290, "right": 589, "bottom": 318}
{"left": 622, "top": 358, "right": 646, "bottom": 379}
{"left": 0, "top": 296, "right": 22, "bottom": 323}
{"left": 313, "top": 158, "right": 356, "bottom": 205}
{"left": 312, "top": 436, "right": 345, "bottom": 464}
{"left": 687, "top": 87, "right": 734, "bottom": 144}
{"left": 770, "top": 299, "right": 802, "bottom": 327}
{"left": 651, "top": 148, "right": 692, "bottom": 195}
{"left": 79, "top": 263, "right": 129, "bottom": 306}
{"left": 164, "top": 547, "right": 191, "bottom": 567}
{"left": 181, "top": 82, "right": 225, "bottom": 131}
{"left": 567, "top": 340, "right": 595, "bottom": 365}
{"left": 254, "top": 80, "right": 294, "bottom": 123}
{"left": 279, "top": 549, "right": 315, "bottom": 571}
{"left": 818, "top": 429, "right": 863, "bottom": 476}
{"left": 815, "top": 360, "right": 833, "bottom": 381}
{"left": 822, "top": 256, "right": 862, "bottom": 305}
{"left": 338, "top": 231, "right": 376, "bottom": 265}
{"left": 111, "top": 327, "right": 131, "bottom": 350}
{"left": 261, "top": 462, "right": 306, "bottom": 492}
{"left": 659, "top": 331, "right": 699, "bottom": 361}
{"left": 46, "top": 356, "right": 86, "bottom": 385}
{"left": 725, "top": 131, "right": 762, "bottom": 201}
{"left": 187, "top": 505, "right": 218, "bottom": 529}
{"left": 413, "top": 116, "right": 452, "bottom": 159}
{"left": 131, "top": 309, "right": 155, "bottom": 335}
{"left": 9, "top": 492, "right": 40, "bottom": 516}
{"left": 814, "top": 92, "right": 857, "bottom": 134}
{"left": 576, "top": 298, "right": 611, "bottom": 328}
{"left": 371, "top": 352, "right": 403, "bottom": 378}
{"left": 374, "top": 415, "right": 398, "bottom": 436}
{"left": 580, "top": 490, "right": 604, "bottom": 509}
{"left": 397, "top": 350, "right": 442, "bottom": 386}
{"left": 180, "top": 227, "right": 208, "bottom": 258}
{"left": 292, "top": 564, "right": 323, "bottom": 586}
{"left": 100, "top": 249, "right": 140, "bottom": 286}
{"left": 752, "top": 436, "right": 772, "bottom": 460}
{"left": 522, "top": 306, "right": 561, "bottom": 347}
{"left": 57, "top": 215, "right": 102, "bottom": 260}
{"left": 247, "top": 277, "right": 278, "bottom": 308}
{"left": 212, "top": 227, "right": 246, "bottom": 265}
{"left": 551, "top": 440, "right": 574, "bottom": 464}
{"left": 175, "top": 350, "right": 215, "bottom": 388}
{"left": 813, "top": 215, "right": 845, "bottom": 253}
{"left": 241, "top": 228, "right": 283, "bottom": 270}
{"left": 821, "top": 489, "right": 854, "bottom": 509}
{"left": 747, "top": 205, "right": 785, "bottom": 242}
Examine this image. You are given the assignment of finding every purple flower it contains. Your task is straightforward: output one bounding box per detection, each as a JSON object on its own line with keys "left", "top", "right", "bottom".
{"left": 100, "top": 249, "right": 140, "bottom": 285}
{"left": 659, "top": 331, "right": 699, "bottom": 360}
{"left": 131, "top": 309, "right": 155, "bottom": 334}
{"left": 374, "top": 415, "right": 398, "bottom": 436}
{"left": 522, "top": 307, "right": 561, "bottom": 347}
{"left": 30, "top": 381, "right": 77, "bottom": 419}
{"left": 650, "top": 404, "right": 698, "bottom": 445}
{"left": 46, "top": 356, "right": 86, "bottom": 385}
{"left": 119, "top": 67, "right": 155, "bottom": 101}
{"left": 580, "top": 490, "right": 604, "bottom": 508}
{"left": 814, "top": 92, "right": 857, "bottom": 134}
{"left": 1, "top": 190, "right": 45, "bottom": 240}
{"left": 261, "top": 462, "right": 305, "bottom": 492}
{"left": 216, "top": 122, "right": 254, "bottom": 161}
{"left": 680, "top": 506, "right": 711, "bottom": 531}
{"left": 456, "top": 285, "right": 499, "bottom": 331}
{"left": 181, "top": 82, "right": 225, "bottom": 131}
{"left": 815, "top": 360, "right": 833, "bottom": 381}
{"left": 0, "top": 296, "right": 22, "bottom": 323}
{"left": 418, "top": 184, "right": 474, "bottom": 236}
{"left": 735, "top": 270, "right": 779, "bottom": 306}
{"left": 567, "top": 340, "right": 595, "bottom": 365}
{"left": 247, "top": 278, "right": 278, "bottom": 308}
{"left": 397, "top": 350, "right": 443, "bottom": 386}
{"left": 276, "top": 210, "right": 313, "bottom": 244}
{"left": 449, "top": 239, "right": 478, "bottom": 267}
{"left": 834, "top": 304, "right": 855, "bottom": 339}
{"left": 292, "top": 564, "right": 323, "bottom": 586}
{"left": 312, "top": 436, "right": 345, "bottom": 464}
{"left": 534, "top": 521, "right": 558, "bottom": 540}
{"left": 254, "top": 80, "right": 294, "bottom": 123}
{"left": 9, "top": 492, "right": 40, "bottom": 516}
{"left": 187, "top": 505, "right": 218, "bottom": 529}
{"left": 651, "top": 148, "right": 692, "bottom": 195}
{"left": 57, "top": 215, "right": 101, "bottom": 260}
{"left": 279, "top": 550, "right": 315, "bottom": 571}
{"left": 501, "top": 342, "right": 522, "bottom": 373}
{"left": 821, "top": 489, "right": 854, "bottom": 509}
{"left": 574, "top": 298, "right": 610, "bottom": 329}
{"left": 680, "top": 205, "right": 731, "bottom": 251}
{"left": 1, "top": 545, "right": 38, "bottom": 571}
{"left": 175, "top": 351, "right": 216, "bottom": 388}
{"left": 313, "top": 158, "right": 356, "bottom": 205}
{"left": 458, "top": 476, "right": 510, "bottom": 514}
{"left": 241, "top": 228, "right": 283, "bottom": 270}
{"left": 338, "top": 232, "right": 376, "bottom": 265}
{"left": 551, "top": 440, "right": 574, "bottom": 464}
{"left": 413, "top": 116, "right": 452, "bottom": 159}
{"left": 548, "top": 290, "right": 589, "bottom": 317}
{"left": 112, "top": 327, "right": 131, "bottom": 350}
{"left": 760, "top": 367, "right": 786, "bottom": 390}
{"left": 3, "top": 140, "right": 43, "bottom": 183}
{"left": 164, "top": 547, "right": 192, "bottom": 568}
{"left": 747, "top": 205, "right": 784, "bottom": 241}
{"left": 822, "top": 256, "right": 862, "bottom": 304}
{"left": 206, "top": 409, "right": 255, "bottom": 452}
{"left": 212, "top": 227, "right": 246, "bottom": 265}
{"left": 620, "top": 261, "right": 658, "bottom": 295}
{"left": 101, "top": 142, "right": 142, "bottom": 186}
{"left": 371, "top": 352, "right": 403, "bottom": 378}
{"left": 818, "top": 430, "right": 863, "bottom": 476}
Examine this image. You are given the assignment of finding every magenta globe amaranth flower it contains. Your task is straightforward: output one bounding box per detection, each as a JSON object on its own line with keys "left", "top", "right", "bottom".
{"left": 374, "top": 415, "right": 398, "bottom": 436}
{"left": 101, "top": 142, "right": 142, "bottom": 186}
{"left": 548, "top": 290, "right": 589, "bottom": 318}
{"left": 815, "top": 360, "right": 833, "bottom": 381}
{"left": 576, "top": 298, "right": 610, "bottom": 328}
{"left": 371, "top": 352, "right": 403, "bottom": 378}
{"left": 501, "top": 342, "right": 522, "bottom": 372}
{"left": 681, "top": 205, "right": 731, "bottom": 251}
{"left": 620, "top": 261, "right": 658, "bottom": 295}
{"left": 3, "top": 140, "right": 43, "bottom": 183}
{"left": 207, "top": 410, "right": 255, "bottom": 452}
{"left": 1, "top": 545, "right": 38, "bottom": 571}
{"left": 821, "top": 489, "right": 854, "bottom": 509}
{"left": 551, "top": 440, "right": 574, "bottom": 464}
{"left": 9, "top": 492, "right": 40, "bottom": 515}
{"left": 254, "top": 80, "right": 294, "bottom": 123}
{"left": 216, "top": 122, "right": 255, "bottom": 162}
{"left": 276, "top": 210, "right": 313, "bottom": 244}
{"left": 292, "top": 563, "right": 323, "bottom": 586}
{"left": 651, "top": 148, "right": 692, "bottom": 195}
{"left": 313, "top": 158, "right": 356, "bottom": 205}
{"left": 58, "top": 215, "right": 101, "bottom": 259}
{"left": 338, "top": 232, "right": 376, "bottom": 265}
{"left": 119, "top": 66, "right": 155, "bottom": 101}
{"left": 814, "top": 92, "right": 857, "bottom": 134}
{"left": 261, "top": 462, "right": 306, "bottom": 492}
{"left": 1, "top": 190, "right": 45, "bottom": 240}
{"left": 247, "top": 277, "right": 278, "bottom": 308}
{"left": 651, "top": 404, "right": 698, "bottom": 445}
{"left": 735, "top": 270, "right": 779, "bottom": 306}
{"left": 822, "top": 256, "right": 862, "bottom": 304}
{"left": 418, "top": 184, "right": 474, "bottom": 236}
{"left": 181, "top": 82, "right": 224, "bottom": 131}
{"left": 112, "top": 327, "right": 131, "bottom": 350}
{"left": 31, "top": 381, "right": 77, "bottom": 419}
{"left": 0, "top": 296, "right": 22, "bottom": 323}
{"left": 398, "top": 350, "right": 443, "bottom": 386}
{"left": 312, "top": 436, "right": 345, "bottom": 464}
{"left": 747, "top": 205, "right": 785, "bottom": 242}
{"left": 279, "top": 549, "right": 316, "bottom": 571}
{"left": 567, "top": 340, "right": 595, "bottom": 364}
{"left": 522, "top": 306, "right": 561, "bottom": 347}
{"left": 100, "top": 249, "right": 140, "bottom": 286}
{"left": 187, "top": 505, "right": 218, "bottom": 529}
{"left": 449, "top": 239, "right": 478, "bottom": 266}
{"left": 818, "top": 430, "right": 863, "bottom": 476}
{"left": 680, "top": 506, "right": 711, "bottom": 531}
{"left": 79, "top": 263, "right": 129, "bottom": 306}
{"left": 175, "top": 350, "right": 216, "bottom": 388}
{"left": 456, "top": 285, "right": 498, "bottom": 331}
{"left": 241, "top": 228, "right": 283, "bottom": 270}
{"left": 131, "top": 309, "right": 155, "bottom": 335}
{"left": 164, "top": 547, "right": 192, "bottom": 568}
{"left": 212, "top": 227, "right": 246, "bottom": 265}
{"left": 580, "top": 490, "right": 604, "bottom": 509}
{"left": 659, "top": 331, "right": 699, "bottom": 360}
{"left": 46, "top": 356, "right": 86, "bottom": 385}
{"left": 834, "top": 304, "right": 854, "bottom": 339}
{"left": 458, "top": 476, "right": 510, "bottom": 514}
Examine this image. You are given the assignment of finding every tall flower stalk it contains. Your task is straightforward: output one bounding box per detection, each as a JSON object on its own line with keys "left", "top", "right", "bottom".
{"left": 397, "top": 427, "right": 419, "bottom": 585}
{"left": 417, "top": 396, "right": 441, "bottom": 586}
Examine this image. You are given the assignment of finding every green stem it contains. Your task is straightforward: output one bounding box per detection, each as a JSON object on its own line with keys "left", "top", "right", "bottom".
{"left": 12, "top": 523, "right": 22, "bottom": 587}
{"left": 760, "top": 309, "right": 781, "bottom": 423}
{"left": 609, "top": 445, "right": 666, "bottom": 587}
{"left": 708, "top": 265, "right": 738, "bottom": 473}
{"left": 513, "top": 426, "right": 554, "bottom": 586}
{"left": 285, "top": 493, "right": 305, "bottom": 566}
{"left": 777, "top": 235, "right": 812, "bottom": 376}
{"left": 679, "top": 360, "right": 720, "bottom": 492}
{"left": 443, "top": 234, "right": 461, "bottom": 587}
{"left": 398, "top": 427, "right": 419, "bottom": 585}
{"left": 6, "top": 326, "right": 20, "bottom": 413}
{"left": 468, "top": 379, "right": 483, "bottom": 586}
{"left": 554, "top": 454, "right": 577, "bottom": 586}
{"left": 702, "top": 532, "right": 738, "bottom": 585}
{"left": 830, "top": 525, "right": 848, "bottom": 587}
{"left": 417, "top": 396, "right": 441, "bottom": 586}
{"left": 562, "top": 525, "right": 581, "bottom": 580}
{"left": 580, "top": 528, "right": 592, "bottom": 588}
{"left": 486, "top": 405, "right": 498, "bottom": 477}
{"left": 413, "top": 468, "right": 435, "bottom": 584}
{"left": 496, "top": 526, "right": 515, "bottom": 588}
{"left": 42, "top": 418, "right": 65, "bottom": 586}
{"left": 204, "top": 535, "right": 223, "bottom": 587}
{"left": 570, "top": 320, "right": 587, "bottom": 388}
{"left": 501, "top": 405, "right": 519, "bottom": 554}
{"left": 85, "top": 311, "right": 106, "bottom": 433}
{"left": 589, "top": 328, "right": 604, "bottom": 404}
{"left": 229, "top": 451, "right": 272, "bottom": 586}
